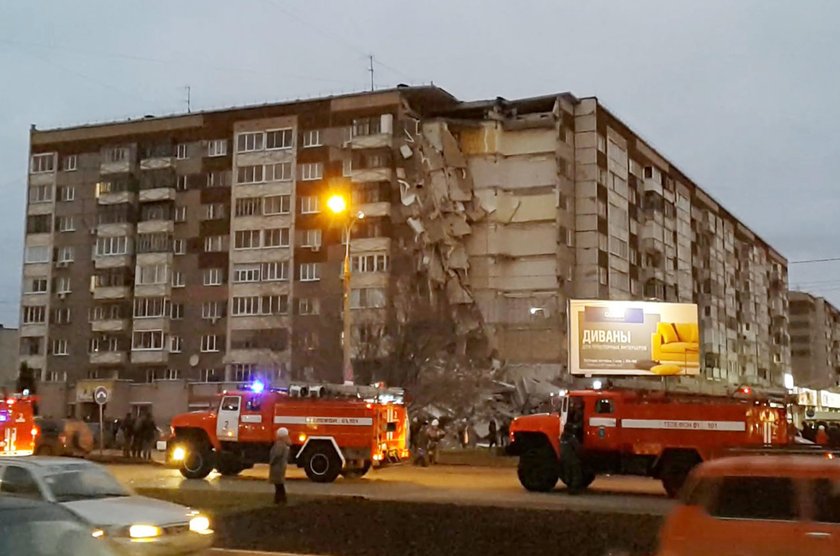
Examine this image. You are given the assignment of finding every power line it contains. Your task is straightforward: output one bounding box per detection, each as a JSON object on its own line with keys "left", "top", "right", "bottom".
{"left": 790, "top": 257, "right": 840, "bottom": 265}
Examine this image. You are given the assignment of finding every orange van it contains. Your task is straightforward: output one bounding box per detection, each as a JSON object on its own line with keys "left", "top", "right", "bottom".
{"left": 657, "top": 455, "right": 840, "bottom": 556}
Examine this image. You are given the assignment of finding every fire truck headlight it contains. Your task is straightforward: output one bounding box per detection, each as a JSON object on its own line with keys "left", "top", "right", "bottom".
{"left": 298, "top": 433, "right": 307, "bottom": 443}
{"left": 189, "top": 515, "right": 212, "bottom": 535}
{"left": 129, "top": 525, "right": 162, "bottom": 539}
{"left": 171, "top": 446, "right": 186, "bottom": 462}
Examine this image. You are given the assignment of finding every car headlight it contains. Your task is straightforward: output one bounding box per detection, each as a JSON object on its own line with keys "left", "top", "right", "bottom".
{"left": 129, "top": 524, "right": 162, "bottom": 539}
{"left": 189, "top": 515, "right": 212, "bottom": 535}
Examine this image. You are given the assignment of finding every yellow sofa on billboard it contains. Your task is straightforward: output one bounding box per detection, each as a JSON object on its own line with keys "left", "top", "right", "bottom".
{"left": 651, "top": 322, "right": 699, "bottom": 364}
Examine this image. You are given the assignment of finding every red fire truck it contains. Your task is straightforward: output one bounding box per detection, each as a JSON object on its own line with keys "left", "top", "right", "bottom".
{"left": 508, "top": 387, "right": 791, "bottom": 497}
{"left": 0, "top": 393, "right": 37, "bottom": 457}
{"left": 168, "top": 382, "right": 409, "bottom": 483}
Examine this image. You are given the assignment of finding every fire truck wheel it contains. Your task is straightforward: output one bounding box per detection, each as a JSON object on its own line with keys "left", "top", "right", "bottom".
{"left": 216, "top": 457, "right": 244, "bottom": 477}
{"left": 517, "top": 446, "right": 559, "bottom": 492}
{"left": 304, "top": 446, "right": 343, "bottom": 483}
{"left": 341, "top": 460, "right": 371, "bottom": 479}
{"left": 180, "top": 446, "right": 214, "bottom": 479}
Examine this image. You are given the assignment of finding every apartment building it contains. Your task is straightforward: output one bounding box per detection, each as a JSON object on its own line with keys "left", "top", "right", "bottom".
{"left": 21, "top": 86, "right": 790, "bottom": 408}
{"left": 789, "top": 291, "right": 840, "bottom": 389}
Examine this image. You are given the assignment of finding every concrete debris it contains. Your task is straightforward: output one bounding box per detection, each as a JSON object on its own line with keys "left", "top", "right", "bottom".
{"left": 441, "top": 129, "right": 467, "bottom": 168}
{"left": 407, "top": 217, "right": 425, "bottom": 235}
{"left": 447, "top": 168, "right": 472, "bottom": 201}
{"left": 446, "top": 279, "right": 473, "bottom": 305}
{"left": 492, "top": 192, "right": 521, "bottom": 224}
{"left": 399, "top": 179, "right": 417, "bottom": 206}
{"left": 444, "top": 214, "right": 471, "bottom": 237}
{"left": 446, "top": 244, "right": 469, "bottom": 269}
{"left": 400, "top": 144, "right": 413, "bottom": 159}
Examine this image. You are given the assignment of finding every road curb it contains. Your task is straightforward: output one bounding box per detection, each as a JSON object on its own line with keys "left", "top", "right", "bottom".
{"left": 210, "top": 549, "right": 321, "bottom": 556}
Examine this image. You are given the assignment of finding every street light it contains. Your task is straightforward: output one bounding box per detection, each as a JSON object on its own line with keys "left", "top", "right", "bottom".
{"left": 327, "top": 193, "right": 365, "bottom": 385}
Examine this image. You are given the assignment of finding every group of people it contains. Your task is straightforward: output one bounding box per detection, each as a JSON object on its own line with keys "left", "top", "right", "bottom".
{"left": 802, "top": 421, "right": 840, "bottom": 447}
{"left": 116, "top": 410, "right": 158, "bottom": 460}
{"left": 410, "top": 418, "right": 445, "bottom": 465}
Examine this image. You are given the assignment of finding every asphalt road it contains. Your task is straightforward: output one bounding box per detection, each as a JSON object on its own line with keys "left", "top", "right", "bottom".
{"left": 108, "top": 462, "right": 674, "bottom": 516}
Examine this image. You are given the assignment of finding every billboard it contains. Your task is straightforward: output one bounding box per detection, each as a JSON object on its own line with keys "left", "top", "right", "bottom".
{"left": 569, "top": 300, "right": 699, "bottom": 376}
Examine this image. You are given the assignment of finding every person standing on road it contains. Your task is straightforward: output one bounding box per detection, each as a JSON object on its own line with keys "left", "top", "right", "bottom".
{"left": 140, "top": 410, "right": 156, "bottom": 461}
{"left": 269, "top": 427, "right": 290, "bottom": 504}
{"left": 816, "top": 424, "right": 830, "bottom": 446}
{"left": 499, "top": 419, "right": 510, "bottom": 448}
{"left": 487, "top": 419, "right": 498, "bottom": 450}
{"left": 121, "top": 413, "right": 135, "bottom": 458}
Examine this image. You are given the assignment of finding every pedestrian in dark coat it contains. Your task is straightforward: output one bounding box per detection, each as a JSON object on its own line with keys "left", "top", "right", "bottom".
{"left": 488, "top": 419, "right": 498, "bottom": 450}
{"left": 269, "top": 427, "right": 290, "bottom": 504}
{"left": 121, "top": 413, "right": 135, "bottom": 458}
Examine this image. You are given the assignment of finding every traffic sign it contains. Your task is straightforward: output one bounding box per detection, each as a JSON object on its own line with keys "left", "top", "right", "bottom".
{"left": 94, "top": 386, "right": 109, "bottom": 406}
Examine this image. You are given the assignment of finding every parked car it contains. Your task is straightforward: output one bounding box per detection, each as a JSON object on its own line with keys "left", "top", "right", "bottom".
{"left": 34, "top": 417, "right": 94, "bottom": 457}
{"left": 0, "top": 457, "right": 213, "bottom": 555}
{"left": 657, "top": 454, "right": 840, "bottom": 556}
{"left": 0, "top": 495, "right": 121, "bottom": 555}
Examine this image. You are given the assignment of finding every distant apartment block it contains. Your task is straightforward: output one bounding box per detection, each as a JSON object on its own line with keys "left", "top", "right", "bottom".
{"left": 20, "top": 86, "right": 790, "bottom": 395}
{"left": 789, "top": 291, "right": 840, "bottom": 389}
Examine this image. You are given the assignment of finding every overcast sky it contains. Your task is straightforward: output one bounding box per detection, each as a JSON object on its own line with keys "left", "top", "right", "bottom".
{"left": 1, "top": 0, "right": 839, "bottom": 326}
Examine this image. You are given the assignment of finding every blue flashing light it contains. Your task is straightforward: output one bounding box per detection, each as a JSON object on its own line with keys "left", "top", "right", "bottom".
{"left": 251, "top": 381, "right": 265, "bottom": 394}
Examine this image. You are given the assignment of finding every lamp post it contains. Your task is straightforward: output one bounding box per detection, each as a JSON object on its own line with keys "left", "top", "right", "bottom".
{"left": 327, "top": 194, "right": 364, "bottom": 385}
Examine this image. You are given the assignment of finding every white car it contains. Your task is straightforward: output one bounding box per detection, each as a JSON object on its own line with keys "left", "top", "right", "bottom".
{"left": 0, "top": 457, "right": 213, "bottom": 555}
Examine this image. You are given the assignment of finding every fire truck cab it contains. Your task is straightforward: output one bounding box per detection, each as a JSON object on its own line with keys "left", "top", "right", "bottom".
{"left": 508, "top": 387, "right": 790, "bottom": 497}
{"left": 169, "top": 382, "right": 409, "bottom": 483}
{"left": 0, "top": 394, "right": 37, "bottom": 457}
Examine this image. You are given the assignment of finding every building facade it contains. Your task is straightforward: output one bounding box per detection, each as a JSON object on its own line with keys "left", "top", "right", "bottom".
{"left": 20, "top": 86, "right": 790, "bottom": 409}
{"left": 789, "top": 291, "right": 840, "bottom": 389}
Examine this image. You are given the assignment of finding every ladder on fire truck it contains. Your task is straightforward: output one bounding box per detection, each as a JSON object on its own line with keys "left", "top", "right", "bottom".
{"left": 283, "top": 382, "right": 405, "bottom": 404}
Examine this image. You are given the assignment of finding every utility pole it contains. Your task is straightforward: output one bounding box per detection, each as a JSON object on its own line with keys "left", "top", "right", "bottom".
{"left": 368, "top": 55, "right": 374, "bottom": 92}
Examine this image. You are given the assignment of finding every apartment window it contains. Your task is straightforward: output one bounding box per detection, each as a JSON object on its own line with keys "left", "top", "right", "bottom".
{"left": 27, "top": 215, "right": 51, "bottom": 234}
{"left": 173, "top": 239, "right": 186, "bottom": 255}
{"left": 137, "top": 232, "right": 171, "bottom": 254}
{"left": 299, "top": 162, "right": 323, "bottom": 181}
{"left": 298, "top": 297, "right": 320, "bottom": 315}
{"left": 234, "top": 229, "right": 261, "bottom": 249}
{"left": 108, "top": 147, "right": 129, "bottom": 163}
{"left": 202, "top": 301, "right": 222, "bottom": 320}
{"left": 55, "top": 276, "right": 72, "bottom": 294}
{"left": 199, "top": 203, "right": 224, "bottom": 220}
{"left": 200, "top": 369, "right": 217, "bottom": 382}
{"left": 52, "top": 339, "right": 69, "bottom": 356}
{"left": 22, "top": 305, "right": 46, "bottom": 324}
{"left": 132, "top": 330, "right": 164, "bottom": 351}
{"left": 206, "top": 170, "right": 229, "bottom": 188}
{"left": 58, "top": 186, "right": 75, "bottom": 202}
{"left": 203, "top": 268, "right": 223, "bottom": 286}
{"left": 52, "top": 308, "right": 71, "bottom": 324}
{"left": 20, "top": 337, "right": 43, "bottom": 356}
{"left": 176, "top": 143, "right": 188, "bottom": 160}
{"left": 24, "top": 245, "right": 50, "bottom": 264}
{"left": 262, "top": 261, "right": 288, "bottom": 281}
{"left": 174, "top": 206, "right": 187, "bottom": 222}
{"left": 31, "top": 153, "right": 55, "bottom": 173}
{"left": 95, "top": 236, "right": 129, "bottom": 256}
{"left": 299, "top": 262, "right": 320, "bottom": 282}
{"left": 133, "top": 297, "right": 169, "bottom": 318}
{"left": 231, "top": 295, "right": 286, "bottom": 316}
{"left": 352, "top": 117, "right": 382, "bottom": 137}
{"left": 236, "top": 165, "right": 265, "bottom": 184}
{"left": 264, "top": 195, "right": 290, "bottom": 215}
{"left": 352, "top": 183, "right": 380, "bottom": 204}
{"left": 302, "top": 129, "right": 322, "bottom": 148}
{"left": 300, "top": 229, "right": 322, "bottom": 248}
{"left": 169, "top": 336, "right": 183, "bottom": 353}
{"left": 28, "top": 184, "right": 53, "bottom": 203}
{"left": 609, "top": 237, "right": 629, "bottom": 258}
{"left": 351, "top": 254, "right": 389, "bottom": 273}
{"left": 170, "top": 303, "right": 184, "bottom": 320}
{"left": 263, "top": 228, "right": 289, "bottom": 247}
{"left": 268, "top": 162, "right": 293, "bottom": 181}
{"left": 264, "top": 295, "right": 288, "bottom": 315}
{"left": 176, "top": 175, "right": 189, "bottom": 191}
{"left": 236, "top": 132, "right": 264, "bottom": 153}
{"left": 58, "top": 246, "right": 74, "bottom": 263}
{"left": 233, "top": 264, "right": 261, "bottom": 283}
{"left": 136, "top": 264, "right": 169, "bottom": 285}
{"left": 597, "top": 134, "right": 606, "bottom": 153}
{"left": 232, "top": 296, "right": 259, "bottom": 316}
{"left": 62, "top": 155, "right": 78, "bottom": 171}
{"left": 203, "top": 235, "right": 227, "bottom": 252}
{"left": 201, "top": 335, "right": 220, "bottom": 353}
{"left": 25, "top": 278, "right": 48, "bottom": 294}
{"left": 350, "top": 287, "right": 386, "bottom": 309}
{"left": 207, "top": 139, "right": 227, "bottom": 157}
{"left": 266, "top": 128, "right": 293, "bottom": 150}
{"left": 233, "top": 364, "right": 256, "bottom": 382}
{"left": 343, "top": 157, "right": 353, "bottom": 177}
{"left": 235, "top": 197, "right": 261, "bottom": 217}
{"left": 300, "top": 195, "right": 320, "bottom": 214}
{"left": 172, "top": 271, "right": 185, "bottom": 288}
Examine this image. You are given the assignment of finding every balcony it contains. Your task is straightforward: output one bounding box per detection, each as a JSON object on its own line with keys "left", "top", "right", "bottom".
{"left": 100, "top": 161, "right": 131, "bottom": 175}
{"left": 91, "top": 319, "right": 129, "bottom": 333}
{"left": 90, "top": 351, "right": 127, "bottom": 365}
{"left": 137, "top": 220, "right": 174, "bottom": 234}
{"left": 94, "top": 255, "right": 133, "bottom": 270}
{"left": 139, "top": 187, "right": 176, "bottom": 203}
{"left": 356, "top": 201, "right": 391, "bottom": 219}
{"left": 347, "top": 114, "right": 394, "bottom": 149}
{"left": 350, "top": 167, "right": 392, "bottom": 184}
{"left": 140, "top": 157, "right": 174, "bottom": 171}
{"left": 134, "top": 284, "right": 169, "bottom": 298}
{"left": 131, "top": 350, "right": 168, "bottom": 364}
{"left": 93, "top": 286, "right": 131, "bottom": 300}
{"left": 98, "top": 191, "right": 136, "bottom": 205}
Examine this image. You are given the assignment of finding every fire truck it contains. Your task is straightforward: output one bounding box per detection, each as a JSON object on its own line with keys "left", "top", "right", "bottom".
{"left": 0, "top": 393, "right": 37, "bottom": 457}
{"left": 508, "top": 387, "right": 790, "bottom": 497}
{"left": 168, "top": 382, "right": 409, "bottom": 483}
